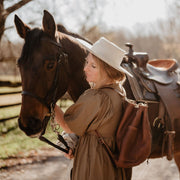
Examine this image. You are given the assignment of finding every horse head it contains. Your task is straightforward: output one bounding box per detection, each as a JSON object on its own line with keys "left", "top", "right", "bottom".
{"left": 14, "top": 10, "right": 89, "bottom": 137}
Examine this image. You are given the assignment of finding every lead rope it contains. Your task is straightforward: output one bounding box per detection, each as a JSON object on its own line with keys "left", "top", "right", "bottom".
{"left": 50, "top": 104, "right": 70, "bottom": 151}
{"left": 39, "top": 104, "right": 70, "bottom": 154}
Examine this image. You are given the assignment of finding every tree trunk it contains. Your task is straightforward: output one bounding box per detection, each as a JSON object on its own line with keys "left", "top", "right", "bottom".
{"left": 0, "top": 0, "right": 33, "bottom": 41}
{"left": 0, "top": 0, "right": 4, "bottom": 41}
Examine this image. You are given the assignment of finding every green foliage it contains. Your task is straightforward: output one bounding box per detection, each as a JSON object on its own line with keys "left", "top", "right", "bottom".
{"left": 0, "top": 120, "right": 62, "bottom": 159}
{"left": 0, "top": 118, "right": 18, "bottom": 134}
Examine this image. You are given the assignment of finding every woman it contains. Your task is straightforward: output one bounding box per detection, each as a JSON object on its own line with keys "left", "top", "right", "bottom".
{"left": 55, "top": 37, "right": 132, "bottom": 180}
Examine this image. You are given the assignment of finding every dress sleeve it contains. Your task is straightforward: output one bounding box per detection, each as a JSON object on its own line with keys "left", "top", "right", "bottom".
{"left": 64, "top": 89, "right": 106, "bottom": 136}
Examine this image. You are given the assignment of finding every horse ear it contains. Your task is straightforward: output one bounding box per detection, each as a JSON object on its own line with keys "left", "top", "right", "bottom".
{"left": 14, "top": 15, "right": 30, "bottom": 39}
{"left": 42, "top": 10, "right": 56, "bottom": 38}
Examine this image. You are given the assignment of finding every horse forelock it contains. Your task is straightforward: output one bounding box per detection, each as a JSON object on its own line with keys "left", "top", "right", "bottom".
{"left": 18, "top": 28, "right": 44, "bottom": 66}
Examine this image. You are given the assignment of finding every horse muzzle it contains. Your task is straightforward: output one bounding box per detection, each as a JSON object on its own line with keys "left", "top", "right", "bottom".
{"left": 18, "top": 116, "right": 43, "bottom": 137}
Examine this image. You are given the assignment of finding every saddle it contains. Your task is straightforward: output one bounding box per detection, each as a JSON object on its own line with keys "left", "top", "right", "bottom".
{"left": 123, "top": 57, "right": 180, "bottom": 160}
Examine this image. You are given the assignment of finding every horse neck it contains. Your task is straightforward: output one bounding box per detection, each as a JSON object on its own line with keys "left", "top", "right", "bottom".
{"left": 68, "top": 79, "right": 90, "bottom": 102}
{"left": 58, "top": 34, "right": 90, "bottom": 102}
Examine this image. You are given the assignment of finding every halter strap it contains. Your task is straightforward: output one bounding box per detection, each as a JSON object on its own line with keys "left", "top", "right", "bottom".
{"left": 22, "top": 91, "right": 50, "bottom": 109}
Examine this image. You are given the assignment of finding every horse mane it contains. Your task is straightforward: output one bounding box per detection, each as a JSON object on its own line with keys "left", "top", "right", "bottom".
{"left": 57, "top": 24, "right": 92, "bottom": 45}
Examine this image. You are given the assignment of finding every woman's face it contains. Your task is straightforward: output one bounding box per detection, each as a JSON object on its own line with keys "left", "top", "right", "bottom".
{"left": 84, "top": 53, "right": 111, "bottom": 88}
{"left": 84, "top": 53, "right": 101, "bottom": 84}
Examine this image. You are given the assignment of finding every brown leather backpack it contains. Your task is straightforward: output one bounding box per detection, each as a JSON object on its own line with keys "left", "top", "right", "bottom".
{"left": 96, "top": 90, "right": 152, "bottom": 168}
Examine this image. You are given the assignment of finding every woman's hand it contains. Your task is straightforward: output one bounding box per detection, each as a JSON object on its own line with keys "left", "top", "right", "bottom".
{"left": 64, "top": 149, "right": 74, "bottom": 159}
{"left": 54, "top": 104, "right": 73, "bottom": 133}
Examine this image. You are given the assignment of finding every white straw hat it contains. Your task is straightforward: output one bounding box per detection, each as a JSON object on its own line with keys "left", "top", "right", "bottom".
{"left": 76, "top": 37, "right": 133, "bottom": 77}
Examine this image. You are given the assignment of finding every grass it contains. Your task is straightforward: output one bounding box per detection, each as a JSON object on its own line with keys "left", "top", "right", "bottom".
{"left": 0, "top": 109, "right": 73, "bottom": 159}
{"left": 0, "top": 120, "right": 61, "bottom": 159}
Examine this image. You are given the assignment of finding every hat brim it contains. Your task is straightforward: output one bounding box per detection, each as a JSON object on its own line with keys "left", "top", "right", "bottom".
{"left": 76, "top": 38, "right": 133, "bottom": 77}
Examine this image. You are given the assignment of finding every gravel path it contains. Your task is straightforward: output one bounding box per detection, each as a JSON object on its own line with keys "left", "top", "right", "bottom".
{"left": 0, "top": 149, "right": 179, "bottom": 180}
{"left": 132, "top": 157, "right": 179, "bottom": 180}
{"left": 0, "top": 156, "right": 71, "bottom": 180}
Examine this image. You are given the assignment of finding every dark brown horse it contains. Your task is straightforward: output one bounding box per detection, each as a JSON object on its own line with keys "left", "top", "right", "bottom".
{"left": 14, "top": 10, "right": 180, "bottom": 178}
{"left": 15, "top": 10, "right": 90, "bottom": 137}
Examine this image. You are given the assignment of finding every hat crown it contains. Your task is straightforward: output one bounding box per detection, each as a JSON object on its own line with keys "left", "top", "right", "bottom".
{"left": 91, "top": 37, "right": 125, "bottom": 68}
{"left": 76, "top": 37, "right": 133, "bottom": 77}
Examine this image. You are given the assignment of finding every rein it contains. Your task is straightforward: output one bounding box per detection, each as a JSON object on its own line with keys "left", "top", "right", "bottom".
{"left": 21, "top": 38, "right": 70, "bottom": 153}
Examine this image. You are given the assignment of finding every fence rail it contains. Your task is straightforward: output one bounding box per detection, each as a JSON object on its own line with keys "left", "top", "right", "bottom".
{"left": 0, "top": 81, "right": 21, "bottom": 87}
{"left": 0, "top": 115, "right": 19, "bottom": 123}
{"left": 0, "top": 91, "right": 21, "bottom": 96}
{"left": 0, "top": 102, "right": 21, "bottom": 109}
{"left": 0, "top": 82, "right": 21, "bottom": 123}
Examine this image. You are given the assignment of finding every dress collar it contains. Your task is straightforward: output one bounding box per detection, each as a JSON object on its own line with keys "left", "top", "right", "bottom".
{"left": 99, "top": 83, "right": 126, "bottom": 97}
{"left": 99, "top": 83, "right": 119, "bottom": 89}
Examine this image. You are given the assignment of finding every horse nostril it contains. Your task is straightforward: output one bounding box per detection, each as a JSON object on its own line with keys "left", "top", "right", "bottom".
{"left": 28, "top": 117, "right": 42, "bottom": 132}
{"left": 18, "top": 117, "right": 43, "bottom": 136}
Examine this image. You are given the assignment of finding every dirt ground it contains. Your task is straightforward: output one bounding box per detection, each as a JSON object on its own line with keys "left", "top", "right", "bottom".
{"left": 0, "top": 148, "right": 179, "bottom": 180}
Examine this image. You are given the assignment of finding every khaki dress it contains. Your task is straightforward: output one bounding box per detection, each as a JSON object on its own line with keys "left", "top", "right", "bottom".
{"left": 64, "top": 84, "right": 126, "bottom": 180}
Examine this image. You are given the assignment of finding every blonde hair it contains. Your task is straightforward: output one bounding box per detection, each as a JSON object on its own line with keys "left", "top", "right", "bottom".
{"left": 92, "top": 54, "right": 126, "bottom": 83}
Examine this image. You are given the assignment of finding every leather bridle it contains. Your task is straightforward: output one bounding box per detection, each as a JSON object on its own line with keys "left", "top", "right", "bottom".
{"left": 21, "top": 38, "right": 69, "bottom": 153}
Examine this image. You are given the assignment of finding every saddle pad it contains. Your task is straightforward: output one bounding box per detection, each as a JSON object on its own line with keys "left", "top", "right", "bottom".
{"left": 154, "top": 82, "right": 180, "bottom": 129}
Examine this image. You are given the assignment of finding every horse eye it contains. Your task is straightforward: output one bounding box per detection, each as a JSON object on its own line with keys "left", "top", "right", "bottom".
{"left": 47, "top": 63, "right": 54, "bottom": 69}
{"left": 45, "top": 61, "right": 55, "bottom": 71}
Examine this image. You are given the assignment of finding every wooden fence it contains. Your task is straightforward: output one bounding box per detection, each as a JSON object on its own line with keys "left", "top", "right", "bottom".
{"left": 0, "top": 81, "right": 71, "bottom": 123}
{"left": 0, "top": 81, "right": 21, "bottom": 123}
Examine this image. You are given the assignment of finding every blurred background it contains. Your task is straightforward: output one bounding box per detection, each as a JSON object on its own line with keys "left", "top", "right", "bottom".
{"left": 0, "top": 0, "right": 180, "bottom": 179}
